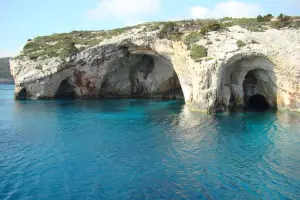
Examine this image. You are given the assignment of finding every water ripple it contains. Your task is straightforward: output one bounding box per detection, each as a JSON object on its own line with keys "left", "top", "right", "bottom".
{"left": 1, "top": 85, "right": 300, "bottom": 199}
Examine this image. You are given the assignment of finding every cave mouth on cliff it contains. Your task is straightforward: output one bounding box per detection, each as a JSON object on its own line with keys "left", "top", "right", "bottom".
{"left": 99, "top": 53, "right": 184, "bottom": 100}
{"left": 55, "top": 78, "right": 76, "bottom": 99}
{"left": 16, "top": 88, "right": 27, "bottom": 100}
{"left": 245, "top": 94, "right": 270, "bottom": 111}
{"left": 224, "top": 55, "right": 277, "bottom": 112}
{"left": 242, "top": 69, "right": 276, "bottom": 112}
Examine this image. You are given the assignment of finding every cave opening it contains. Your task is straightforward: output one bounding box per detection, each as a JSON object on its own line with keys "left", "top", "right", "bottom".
{"left": 53, "top": 52, "right": 184, "bottom": 101}
{"left": 223, "top": 56, "right": 277, "bottom": 112}
{"left": 99, "top": 53, "right": 184, "bottom": 100}
{"left": 16, "top": 88, "right": 27, "bottom": 100}
{"left": 246, "top": 94, "right": 270, "bottom": 111}
{"left": 242, "top": 69, "right": 275, "bottom": 111}
{"left": 55, "top": 78, "right": 76, "bottom": 99}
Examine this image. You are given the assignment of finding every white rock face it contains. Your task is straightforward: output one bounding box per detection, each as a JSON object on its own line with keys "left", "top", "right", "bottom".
{"left": 10, "top": 26, "right": 300, "bottom": 113}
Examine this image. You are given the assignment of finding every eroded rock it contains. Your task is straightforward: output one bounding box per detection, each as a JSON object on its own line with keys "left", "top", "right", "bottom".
{"left": 10, "top": 26, "right": 300, "bottom": 113}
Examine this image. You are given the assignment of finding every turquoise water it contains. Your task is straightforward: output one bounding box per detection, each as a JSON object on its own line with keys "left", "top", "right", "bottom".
{"left": 1, "top": 84, "right": 300, "bottom": 200}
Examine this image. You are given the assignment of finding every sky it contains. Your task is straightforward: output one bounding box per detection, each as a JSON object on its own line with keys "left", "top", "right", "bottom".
{"left": 0, "top": 0, "right": 299, "bottom": 57}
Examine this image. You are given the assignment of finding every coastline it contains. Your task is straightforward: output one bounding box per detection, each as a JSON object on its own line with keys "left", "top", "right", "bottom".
{"left": 0, "top": 79, "right": 14, "bottom": 84}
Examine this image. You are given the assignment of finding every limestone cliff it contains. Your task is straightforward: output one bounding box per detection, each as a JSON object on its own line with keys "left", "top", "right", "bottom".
{"left": 10, "top": 18, "right": 300, "bottom": 113}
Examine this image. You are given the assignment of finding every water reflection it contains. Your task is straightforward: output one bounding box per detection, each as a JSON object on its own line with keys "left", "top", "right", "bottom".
{"left": 1, "top": 86, "right": 300, "bottom": 199}
{"left": 161, "top": 107, "right": 300, "bottom": 199}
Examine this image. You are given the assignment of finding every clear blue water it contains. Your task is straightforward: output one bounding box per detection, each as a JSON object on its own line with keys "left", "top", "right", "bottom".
{"left": 1, "top": 84, "right": 300, "bottom": 200}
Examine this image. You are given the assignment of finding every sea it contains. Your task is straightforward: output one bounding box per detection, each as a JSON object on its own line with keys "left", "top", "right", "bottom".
{"left": 1, "top": 84, "right": 300, "bottom": 199}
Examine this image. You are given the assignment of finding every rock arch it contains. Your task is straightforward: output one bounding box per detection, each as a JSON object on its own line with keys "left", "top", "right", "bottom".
{"left": 99, "top": 52, "right": 184, "bottom": 99}
{"left": 15, "top": 87, "right": 28, "bottom": 100}
{"left": 220, "top": 54, "right": 277, "bottom": 111}
{"left": 54, "top": 78, "right": 77, "bottom": 99}
{"left": 52, "top": 47, "right": 185, "bottom": 101}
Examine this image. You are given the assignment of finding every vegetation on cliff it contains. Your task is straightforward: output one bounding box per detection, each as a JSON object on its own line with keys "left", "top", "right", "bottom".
{"left": 17, "top": 14, "right": 300, "bottom": 62}
{"left": 190, "top": 45, "right": 208, "bottom": 62}
{"left": 20, "top": 27, "right": 134, "bottom": 60}
{"left": 236, "top": 40, "right": 246, "bottom": 48}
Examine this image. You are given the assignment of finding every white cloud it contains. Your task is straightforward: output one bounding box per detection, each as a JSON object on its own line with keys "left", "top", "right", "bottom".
{"left": 190, "top": 7, "right": 209, "bottom": 19}
{"left": 190, "top": 0, "right": 262, "bottom": 19}
{"left": 87, "top": 0, "right": 160, "bottom": 20}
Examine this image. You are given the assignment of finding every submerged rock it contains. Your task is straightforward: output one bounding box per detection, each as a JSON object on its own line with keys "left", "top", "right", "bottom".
{"left": 10, "top": 21, "right": 300, "bottom": 113}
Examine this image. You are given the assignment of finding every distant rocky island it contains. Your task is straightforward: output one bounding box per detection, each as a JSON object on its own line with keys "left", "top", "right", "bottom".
{"left": 10, "top": 14, "right": 300, "bottom": 113}
{"left": 0, "top": 57, "right": 14, "bottom": 84}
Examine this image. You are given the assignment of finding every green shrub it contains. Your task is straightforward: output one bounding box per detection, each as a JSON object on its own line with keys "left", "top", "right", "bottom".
{"left": 272, "top": 21, "right": 297, "bottom": 29}
{"left": 247, "top": 26, "right": 267, "bottom": 32}
{"left": 264, "top": 14, "right": 273, "bottom": 21}
{"left": 236, "top": 40, "right": 246, "bottom": 48}
{"left": 20, "top": 30, "right": 110, "bottom": 60}
{"left": 184, "top": 31, "right": 202, "bottom": 46}
{"left": 257, "top": 14, "right": 273, "bottom": 22}
{"left": 257, "top": 15, "right": 264, "bottom": 22}
{"left": 23, "top": 36, "right": 80, "bottom": 60}
{"left": 158, "top": 22, "right": 177, "bottom": 38}
{"left": 35, "top": 65, "right": 43, "bottom": 70}
{"left": 221, "top": 17, "right": 269, "bottom": 32}
{"left": 200, "top": 21, "right": 222, "bottom": 35}
{"left": 229, "top": 18, "right": 253, "bottom": 25}
{"left": 287, "top": 21, "right": 300, "bottom": 29}
{"left": 200, "top": 26, "right": 208, "bottom": 35}
{"left": 278, "top": 13, "right": 291, "bottom": 22}
{"left": 58, "top": 40, "right": 78, "bottom": 58}
{"left": 168, "top": 33, "right": 183, "bottom": 41}
{"left": 149, "top": 23, "right": 161, "bottom": 31}
{"left": 271, "top": 14, "right": 293, "bottom": 29}
{"left": 158, "top": 22, "right": 182, "bottom": 41}
{"left": 190, "top": 45, "right": 208, "bottom": 62}
{"left": 278, "top": 13, "right": 284, "bottom": 20}
{"left": 240, "top": 20, "right": 267, "bottom": 32}
{"left": 206, "top": 40, "right": 213, "bottom": 45}
{"left": 251, "top": 40, "right": 260, "bottom": 44}
{"left": 208, "top": 22, "right": 221, "bottom": 31}
{"left": 204, "top": 57, "right": 214, "bottom": 61}
{"left": 107, "top": 27, "right": 129, "bottom": 37}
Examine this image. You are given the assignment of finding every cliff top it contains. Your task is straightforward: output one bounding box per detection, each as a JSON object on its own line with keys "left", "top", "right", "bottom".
{"left": 17, "top": 14, "right": 300, "bottom": 61}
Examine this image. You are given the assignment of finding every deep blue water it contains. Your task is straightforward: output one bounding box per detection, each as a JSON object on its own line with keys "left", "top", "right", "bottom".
{"left": 1, "top": 84, "right": 300, "bottom": 200}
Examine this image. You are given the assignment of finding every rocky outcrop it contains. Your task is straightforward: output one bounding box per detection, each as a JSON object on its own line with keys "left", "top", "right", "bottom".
{"left": 0, "top": 57, "right": 14, "bottom": 84}
{"left": 10, "top": 25, "right": 300, "bottom": 113}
